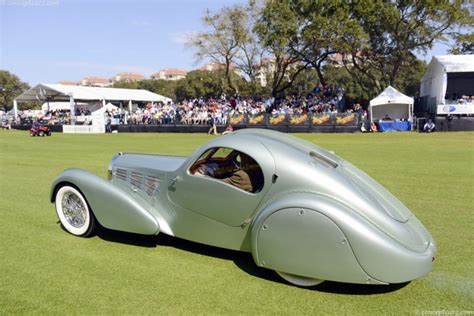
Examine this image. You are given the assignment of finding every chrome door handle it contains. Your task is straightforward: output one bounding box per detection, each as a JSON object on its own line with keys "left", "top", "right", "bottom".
{"left": 171, "top": 175, "right": 180, "bottom": 184}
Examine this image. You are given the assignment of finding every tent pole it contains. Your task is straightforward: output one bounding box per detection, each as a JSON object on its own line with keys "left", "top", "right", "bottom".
{"left": 102, "top": 99, "right": 106, "bottom": 107}
{"left": 69, "top": 95, "right": 75, "bottom": 125}
{"left": 13, "top": 99, "right": 18, "bottom": 121}
{"left": 128, "top": 100, "right": 132, "bottom": 113}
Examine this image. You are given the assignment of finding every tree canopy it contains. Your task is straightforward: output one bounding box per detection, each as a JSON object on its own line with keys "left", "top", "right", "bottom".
{"left": 187, "top": 0, "right": 472, "bottom": 100}
{"left": 0, "top": 71, "right": 30, "bottom": 111}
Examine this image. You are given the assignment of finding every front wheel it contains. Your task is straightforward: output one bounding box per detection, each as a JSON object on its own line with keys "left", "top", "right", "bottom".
{"left": 55, "top": 185, "right": 96, "bottom": 237}
{"left": 276, "top": 271, "right": 325, "bottom": 287}
{"left": 39, "top": 131, "right": 44, "bottom": 137}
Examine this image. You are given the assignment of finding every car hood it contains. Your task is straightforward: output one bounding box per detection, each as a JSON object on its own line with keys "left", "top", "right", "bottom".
{"left": 114, "top": 153, "right": 187, "bottom": 173}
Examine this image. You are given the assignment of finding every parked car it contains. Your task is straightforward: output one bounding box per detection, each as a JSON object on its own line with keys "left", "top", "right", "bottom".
{"left": 50, "top": 129, "right": 435, "bottom": 287}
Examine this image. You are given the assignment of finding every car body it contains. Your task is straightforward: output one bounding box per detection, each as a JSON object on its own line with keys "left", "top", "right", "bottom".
{"left": 51, "top": 129, "right": 436, "bottom": 287}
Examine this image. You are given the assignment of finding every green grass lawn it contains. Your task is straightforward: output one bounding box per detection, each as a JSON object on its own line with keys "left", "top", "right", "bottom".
{"left": 0, "top": 130, "right": 473, "bottom": 315}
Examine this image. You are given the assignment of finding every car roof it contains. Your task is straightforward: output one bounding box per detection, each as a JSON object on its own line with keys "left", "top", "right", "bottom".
{"left": 232, "top": 129, "right": 339, "bottom": 162}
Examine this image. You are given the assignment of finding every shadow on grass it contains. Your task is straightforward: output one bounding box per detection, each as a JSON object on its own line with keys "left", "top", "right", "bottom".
{"left": 95, "top": 226, "right": 409, "bottom": 295}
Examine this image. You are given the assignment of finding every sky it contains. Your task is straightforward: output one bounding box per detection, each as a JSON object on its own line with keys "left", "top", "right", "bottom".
{"left": 1, "top": 0, "right": 451, "bottom": 86}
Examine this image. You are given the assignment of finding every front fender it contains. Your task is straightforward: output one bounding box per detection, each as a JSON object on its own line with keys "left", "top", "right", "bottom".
{"left": 51, "top": 168, "right": 160, "bottom": 235}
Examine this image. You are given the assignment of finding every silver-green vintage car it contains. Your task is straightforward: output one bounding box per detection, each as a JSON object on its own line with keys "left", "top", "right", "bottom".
{"left": 51, "top": 129, "right": 436, "bottom": 287}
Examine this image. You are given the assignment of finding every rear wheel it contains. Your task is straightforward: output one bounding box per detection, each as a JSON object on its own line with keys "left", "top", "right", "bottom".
{"left": 39, "top": 131, "right": 44, "bottom": 137}
{"left": 30, "top": 131, "right": 35, "bottom": 137}
{"left": 276, "top": 271, "right": 324, "bottom": 287}
{"left": 55, "top": 185, "right": 96, "bottom": 237}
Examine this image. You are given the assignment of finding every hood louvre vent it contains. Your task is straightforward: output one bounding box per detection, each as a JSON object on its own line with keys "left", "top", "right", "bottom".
{"left": 116, "top": 168, "right": 128, "bottom": 181}
{"left": 130, "top": 171, "right": 144, "bottom": 188}
{"left": 145, "top": 175, "right": 161, "bottom": 196}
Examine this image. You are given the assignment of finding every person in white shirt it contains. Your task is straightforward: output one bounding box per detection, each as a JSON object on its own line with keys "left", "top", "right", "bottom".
{"left": 423, "top": 119, "right": 435, "bottom": 133}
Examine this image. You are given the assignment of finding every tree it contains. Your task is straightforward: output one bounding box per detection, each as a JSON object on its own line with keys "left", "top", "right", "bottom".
{"left": 139, "top": 80, "right": 177, "bottom": 101}
{"left": 175, "top": 70, "right": 226, "bottom": 101}
{"left": 342, "top": 0, "right": 472, "bottom": 96}
{"left": 232, "top": 1, "right": 266, "bottom": 94}
{"left": 113, "top": 79, "right": 177, "bottom": 100}
{"left": 0, "top": 71, "right": 30, "bottom": 111}
{"left": 324, "top": 57, "right": 426, "bottom": 107}
{"left": 450, "top": 32, "right": 474, "bottom": 54}
{"left": 285, "top": 0, "right": 364, "bottom": 86}
{"left": 255, "top": 0, "right": 310, "bottom": 97}
{"left": 187, "top": 6, "right": 248, "bottom": 93}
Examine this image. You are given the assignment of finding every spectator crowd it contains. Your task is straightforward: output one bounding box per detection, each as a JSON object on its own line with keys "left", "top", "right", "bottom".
{"left": 5, "top": 84, "right": 370, "bottom": 126}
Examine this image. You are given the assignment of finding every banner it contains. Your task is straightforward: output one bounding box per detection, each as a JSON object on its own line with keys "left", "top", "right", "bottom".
{"left": 335, "top": 113, "right": 357, "bottom": 125}
{"left": 269, "top": 114, "right": 287, "bottom": 125}
{"left": 248, "top": 114, "right": 265, "bottom": 125}
{"left": 289, "top": 114, "right": 309, "bottom": 125}
{"left": 229, "top": 114, "right": 246, "bottom": 125}
{"left": 311, "top": 114, "right": 333, "bottom": 125}
{"left": 437, "top": 104, "right": 474, "bottom": 115}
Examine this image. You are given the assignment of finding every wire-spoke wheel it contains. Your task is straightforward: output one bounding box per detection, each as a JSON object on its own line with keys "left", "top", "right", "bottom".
{"left": 276, "top": 271, "right": 325, "bottom": 287}
{"left": 55, "top": 185, "right": 96, "bottom": 237}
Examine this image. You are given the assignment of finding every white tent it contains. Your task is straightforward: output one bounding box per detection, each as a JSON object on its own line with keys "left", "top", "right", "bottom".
{"left": 369, "top": 86, "right": 414, "bottom": 122}
{"left": 14, "top": 83, "right": 172, "bottom": 119}
{"left": 93, "top": 102, "right": 118, "bottom": 114}
{"left": 420, "top": 55, "right": 474, "bottom": 104}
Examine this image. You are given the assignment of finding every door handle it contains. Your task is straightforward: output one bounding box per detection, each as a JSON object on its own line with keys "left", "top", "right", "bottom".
{"left": 171, "top": 175, "right": 180, "bottom": 184}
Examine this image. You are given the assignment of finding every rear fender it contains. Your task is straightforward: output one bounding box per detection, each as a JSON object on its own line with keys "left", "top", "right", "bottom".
{"left": 251, "top": 192, "right": 434, "bottom": 284}
{"left": 250, "top": 193, "right": 383, "bottom": 284}
{"left": 51, "top": 168, "right": 159, "bottom": 235}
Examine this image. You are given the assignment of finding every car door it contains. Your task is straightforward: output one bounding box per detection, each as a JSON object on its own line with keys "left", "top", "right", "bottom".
{"left": 167, "top": 141, "right": 275, "bottom": 227}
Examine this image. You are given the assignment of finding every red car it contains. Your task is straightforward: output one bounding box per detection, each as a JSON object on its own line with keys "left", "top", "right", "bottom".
{"left": 30, "top": 123, "right": 51, "bottom": 136}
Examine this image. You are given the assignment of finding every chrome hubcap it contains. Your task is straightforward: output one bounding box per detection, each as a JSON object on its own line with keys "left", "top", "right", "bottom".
{"left": 61, "top": 192, "right": 87, "bottom": 228}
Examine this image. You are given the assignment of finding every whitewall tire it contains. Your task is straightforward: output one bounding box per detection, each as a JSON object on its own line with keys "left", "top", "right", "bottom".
{"left": 55, "top": 185, "right": 96, "bottom": 237}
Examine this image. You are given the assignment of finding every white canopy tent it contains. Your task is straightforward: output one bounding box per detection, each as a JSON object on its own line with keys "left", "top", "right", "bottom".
{"left": 369, "top": 86, "right": 414, "bottom": 122}
{"left": 93, "top": 102, "right": 118, "bottom": 114}
{"left": 14, "top": 84, "right": 172, "bottom": 119}
{"left": 420, "top": 55, "right": 474, "bottom": 105}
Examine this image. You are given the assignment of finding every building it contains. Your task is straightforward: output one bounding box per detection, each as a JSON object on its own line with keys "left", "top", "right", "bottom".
{"left": 254, "top": 58, "right": 276, "bottom": 87}
{"left": 80, "top": 76, "right": 111, "bottom": 87}
{"left": 199, "top": 62, "right": 227, "bottom": 72}
{"left": 112, "top": 72, "right": 145, "bottom": 83}
{"left": 58, "top": 80, "right": 80, "bottom": 86}
{"left": 197, "top": 62, "right": 241, "bottom": 79}
{"left": 151, "top": 68, "right": 188, "bottom": 81}
{"left": 327, "top": 52, "right": 363, "bottom": 68}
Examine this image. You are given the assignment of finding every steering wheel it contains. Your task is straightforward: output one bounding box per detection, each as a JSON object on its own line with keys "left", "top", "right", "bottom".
{"left": 197, "top": 162, "right": 218, "bottom": 177}
{"left": 231, "top": 154, "right": 241, "bottom": 170}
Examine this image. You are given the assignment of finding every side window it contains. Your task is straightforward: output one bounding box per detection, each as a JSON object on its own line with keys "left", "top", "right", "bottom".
{"left": 213, "top": 148, "right": 232, "bottom": 158}
{"left": 190, "top": 147, "right": 264, "bottom": 193}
